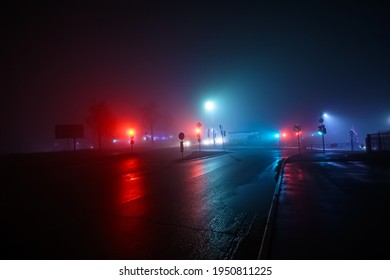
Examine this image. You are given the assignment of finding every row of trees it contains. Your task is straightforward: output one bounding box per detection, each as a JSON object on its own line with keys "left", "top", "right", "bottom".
{"left": 85, "top": 99, "right": 174, "bottom": 149}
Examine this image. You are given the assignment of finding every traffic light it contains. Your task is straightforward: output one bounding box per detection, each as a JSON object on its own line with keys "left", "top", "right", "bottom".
{"left": 195, "top": 128, "right": 201, "bottom": 138}
{"left": 128, "top": 129, "right": 135, "bottom": 145}
{"left": 318, "top": 124, "right": 327, "bottom": 134}
{"left": 207, "top": 129, "right": 210, "bottom": 138}
{"left": 223, "top": 130, "right": 226, "bottom": 137}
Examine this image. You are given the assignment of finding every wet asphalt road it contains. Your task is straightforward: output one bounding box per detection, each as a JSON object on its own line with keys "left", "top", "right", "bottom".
{"left": 0, "top": 146, "right": 295, "bottom": 259}
{"left": 267, "top": 152, "right": 390, "bottom": 259}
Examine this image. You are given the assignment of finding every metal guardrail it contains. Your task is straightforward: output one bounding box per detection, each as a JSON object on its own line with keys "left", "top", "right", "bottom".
{"left": 366, "top": 131, "right": 390, "bottom": 152}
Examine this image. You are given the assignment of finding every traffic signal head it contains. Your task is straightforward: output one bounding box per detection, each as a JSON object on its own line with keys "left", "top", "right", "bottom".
{"left": 318, "top": 124, "right": 327, "bottom": 134}
{"left": 128, "top": 129, "right": 135, "bottom": 139}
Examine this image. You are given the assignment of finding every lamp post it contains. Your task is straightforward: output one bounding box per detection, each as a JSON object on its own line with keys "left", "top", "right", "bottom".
{"left": 318, "top": 113, "right": 327, "bottom": 153}
{"left": 205, "top": 101, "right": 215, "bottom": 146}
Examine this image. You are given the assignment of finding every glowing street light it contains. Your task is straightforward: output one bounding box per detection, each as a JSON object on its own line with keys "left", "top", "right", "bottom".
{"left": 205, "top": 101, "right": 215, "bottom": 111}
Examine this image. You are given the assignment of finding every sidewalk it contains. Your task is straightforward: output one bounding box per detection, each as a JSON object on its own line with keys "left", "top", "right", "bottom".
{"left": 259, "top": 151, "right": 390, "bottom": 260}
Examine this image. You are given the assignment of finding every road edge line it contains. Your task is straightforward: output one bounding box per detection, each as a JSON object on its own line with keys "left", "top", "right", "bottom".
{"left": 257, "top": 157, "right": 287, "bottom": 259}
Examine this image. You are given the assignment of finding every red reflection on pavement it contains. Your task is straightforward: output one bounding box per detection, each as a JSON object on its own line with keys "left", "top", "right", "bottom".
{"left": 102, "top": 157, "right": 151, "bottom": 258}
{"left": 189, "top": 162, "right": 206, "bottom": 178}
{"left": 117, "top": 158, "right": 145, "bottom": 205}
{"left": 120, "top": 173, "right": 144, "bottom": 203}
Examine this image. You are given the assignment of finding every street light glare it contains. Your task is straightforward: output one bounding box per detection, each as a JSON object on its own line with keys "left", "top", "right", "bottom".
{"left": 205, "top": 101, "right": 215, "bottom": 111}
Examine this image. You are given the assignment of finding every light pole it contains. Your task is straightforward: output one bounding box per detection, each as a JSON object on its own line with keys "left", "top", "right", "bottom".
{"left": 205, "top": 101, "right": 215, "bottom": 146}
{"left": 318, "top": 113, "right": 327, "bottom": 153}
{"left": 349, "top": 127, "right": 357, "bottom": 151}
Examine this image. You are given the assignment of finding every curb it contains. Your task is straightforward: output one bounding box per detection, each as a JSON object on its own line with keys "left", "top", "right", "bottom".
{"left": 257, "top": 157, "right": 288, "bottom": 259}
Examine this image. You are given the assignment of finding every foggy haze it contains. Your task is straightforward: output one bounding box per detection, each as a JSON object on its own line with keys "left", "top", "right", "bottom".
{"left": 2, "top": 1, "right": 389, "bottom": 153}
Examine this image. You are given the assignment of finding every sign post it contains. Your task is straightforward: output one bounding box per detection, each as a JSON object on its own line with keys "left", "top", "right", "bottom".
{"left": 178, "top": 132, "right": 185, "bottom": 158}
{"left": 349, "top": 128, "right": 357, "bottom": 151}
{"left": 196, "top": 122, "right": 202, "bottom": 151}
{"left": 293, "top": 124, "right": 302, "bottom": 154}
{"left": 219, "top": 125, "right": 225, "bottom": 151}
{"left": 55, "top": 124, "right": 84, "bottom": 151}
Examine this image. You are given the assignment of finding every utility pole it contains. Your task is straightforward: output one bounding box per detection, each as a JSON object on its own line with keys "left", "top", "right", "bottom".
{"left": 318, "top": 115, "right": 327, "bottom": 153}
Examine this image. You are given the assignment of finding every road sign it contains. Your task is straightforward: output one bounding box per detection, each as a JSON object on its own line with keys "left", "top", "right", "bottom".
{"left": 196, "top": 122, "right": 202, "bottom": 128}
{"left": 319, "top": 117, "right": 324, "bottom": 124}
{"left": 293, "top": 124, "right": 302, "bottom": 154}
{"left": 293, "top": 124, "right": 302, "bottom": 132}
{"left": 55, "top": 124, "right": 84, "bottom": 139}
{"left": 178, "top": 132, "right": 185, "bottom": 140}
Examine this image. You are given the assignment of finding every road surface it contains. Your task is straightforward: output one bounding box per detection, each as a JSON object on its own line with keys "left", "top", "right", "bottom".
{"left": 265, "top": 151, "right": 390, "bottom": 259}
{"left": 0, "top": 146, "right": 295, "bottom": 259}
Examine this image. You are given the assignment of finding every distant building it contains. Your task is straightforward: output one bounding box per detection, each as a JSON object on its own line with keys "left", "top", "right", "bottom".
{"left": 227, "top": 131, "right": 262, "bottom": 143}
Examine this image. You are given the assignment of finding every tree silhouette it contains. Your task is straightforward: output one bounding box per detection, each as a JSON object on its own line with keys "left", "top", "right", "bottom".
{"left": 85, "top": 99, "right": 115, "bottom": 149}
{"left": 141, "top": 101, "right": 159, "bottom": 144}
{"left": 160, "top": 111, "right": 175, "bottom": 139}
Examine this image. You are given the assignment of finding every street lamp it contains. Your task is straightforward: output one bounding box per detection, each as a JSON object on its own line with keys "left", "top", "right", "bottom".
{"left": 205, "top": 101, "right": 215, "bottom": 145}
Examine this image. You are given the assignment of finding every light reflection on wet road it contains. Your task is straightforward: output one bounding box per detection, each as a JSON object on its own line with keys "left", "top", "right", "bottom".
{"left": 0, "top": 147, "right": 295, "bottom": 259}
{"left": 118, "top": 158, "right": 145, "bottom": 204}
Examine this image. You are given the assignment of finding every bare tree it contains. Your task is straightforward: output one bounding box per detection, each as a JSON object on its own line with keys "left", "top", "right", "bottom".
{"left": 141, "top": 101, "right": 159, "bottom": 144}
{"left": 160, "top": 111, "right": 175, "bottom": 139}
{"left": 85, "top": 99, "right": 115, "bottom": 149}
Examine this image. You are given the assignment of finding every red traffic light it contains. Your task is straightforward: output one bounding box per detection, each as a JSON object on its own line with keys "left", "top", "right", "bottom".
{"left": 128, "top": 129, "right": 135, "bottom": 138}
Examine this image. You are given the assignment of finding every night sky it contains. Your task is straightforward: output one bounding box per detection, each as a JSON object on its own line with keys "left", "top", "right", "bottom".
{"left": 3, "top": 1, "right": 390, "bottom": 153}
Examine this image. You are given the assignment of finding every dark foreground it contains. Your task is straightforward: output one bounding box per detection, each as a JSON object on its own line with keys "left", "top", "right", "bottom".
{"left": 261, "top": 151, "right": 390, "bottom": 259}
{"left": 0, "top": 147, "right": 291, "bottom": 260}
